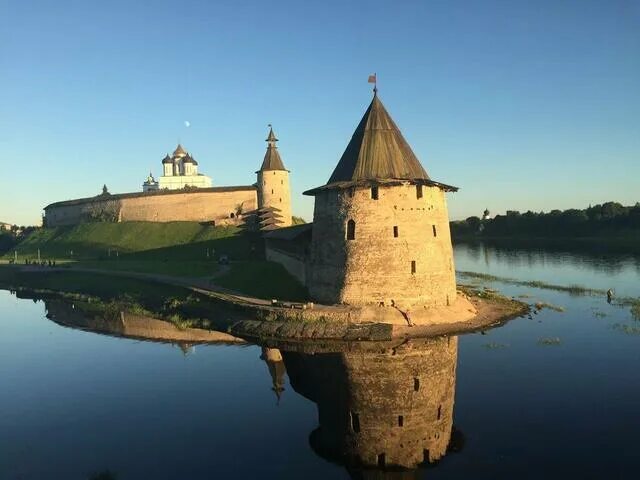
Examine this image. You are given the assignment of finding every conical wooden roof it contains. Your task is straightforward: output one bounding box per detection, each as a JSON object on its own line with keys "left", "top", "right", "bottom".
{"left": 258, "top": 127, "right": 287, "bottom": 171}
{"left": 304, "top": 93, "right": 458, "bottom": 195}
{"left": 327, "top": 93, "right": 428, "bottom": 184}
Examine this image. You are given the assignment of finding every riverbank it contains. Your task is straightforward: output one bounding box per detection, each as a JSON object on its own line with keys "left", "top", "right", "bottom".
{"left": 0, "top": 265, "right": 528, "bottom": 342}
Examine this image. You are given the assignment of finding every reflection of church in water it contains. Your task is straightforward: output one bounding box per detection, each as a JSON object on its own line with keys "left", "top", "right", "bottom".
{"left": 260, "top": 337, "right": 462, "bottom": 476}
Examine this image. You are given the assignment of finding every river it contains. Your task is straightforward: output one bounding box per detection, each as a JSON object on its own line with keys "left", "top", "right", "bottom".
{"left": 1, "top": 242, "right": 639, "bottom": 479}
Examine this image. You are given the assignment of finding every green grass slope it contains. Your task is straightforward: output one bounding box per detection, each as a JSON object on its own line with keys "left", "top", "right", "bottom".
{"left": 215, "top": 261, "right": 309, "bottom": 301}
{"left": 2, "top": 221, "right": 308, "bottom": 302}
{"left": 5, "top": 222, "right": 250, "bottom": 261}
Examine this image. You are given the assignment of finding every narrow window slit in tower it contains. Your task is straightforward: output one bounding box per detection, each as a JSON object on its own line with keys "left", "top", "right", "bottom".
{"left": 271, "top": 189, "right": 274, "bottom": 194}
{"left": 423, "top": 449, "right": 430, "bottom": 463}
{"left": 414, "top": 378, "right": 420, "bottom": 391}
{"left": 437, "top": 405, "right": 442, "bottom": 420}
{"left": 393, "top": 226, "right": 398, "bottom": 238}
{"left": 377, "top": 453, "right": 386, "bottom": 468}
{"left": 416, "top": 184, "right": 423, "bottom": 199}
{"left": 411, "top": 260, "right": 416, "bottom": 274}
{"left": 350, "top": 412, "right": 360, "bottom": 432}
{"left": 432, "top": 225, "right": 437, "bottom": 237}
{"left": 371, "top": 186, "right": 379, "bottom": 200}
{"left": 347, "top": 220, "right": 356, "bottom": 240}
{"left": 398, "top": 415, "right": 404, "bottom": 427}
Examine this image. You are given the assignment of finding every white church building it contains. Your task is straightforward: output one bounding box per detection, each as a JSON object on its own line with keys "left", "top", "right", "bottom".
{"left": 143, "top": 144, "right": 212, "bottom": 192}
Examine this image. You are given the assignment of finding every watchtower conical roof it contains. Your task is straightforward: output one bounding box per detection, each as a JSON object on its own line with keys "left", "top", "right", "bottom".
{"left": 258, "top": 126, "right": 287, "bottom": 171}
{"left": 328, "top": 93, "right": 428, "bottom": 183}
{"left": 304, "top": 92, "right": 457, "bottom": 195}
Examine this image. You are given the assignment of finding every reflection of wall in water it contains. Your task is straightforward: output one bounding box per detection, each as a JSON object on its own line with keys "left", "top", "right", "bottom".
{"left": 284, "top": 337, "right": 458, "bottom": 470}
{"left": 42, "top": 299, "right": 245, "bottom": 345}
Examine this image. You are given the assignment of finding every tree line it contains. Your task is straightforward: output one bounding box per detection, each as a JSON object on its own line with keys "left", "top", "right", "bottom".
{"left": 451, "top": 202, "right": 640, "bottom": 238}
{"left": 0, "top": 226, "right": 38, "bottom": 255}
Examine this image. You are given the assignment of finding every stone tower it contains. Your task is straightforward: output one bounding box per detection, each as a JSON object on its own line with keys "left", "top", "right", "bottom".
{"left": 283, "top": 336, "right": 459, "bottom": 472}
{"left": 303, "top": 91, "right": 458, "bottom": 307}
{"left": 256, "top": 126, "right": 292, "bottom": 228}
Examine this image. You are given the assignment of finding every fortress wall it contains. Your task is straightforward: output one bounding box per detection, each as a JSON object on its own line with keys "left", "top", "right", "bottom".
{"left": 118, "top": 190, "right": 256, "bottom": 222}
{"left": 45, "top": 189, "right": 258, "bottom": 227}
{"left": 308, "top": 183, "right": 457, "bottom": 307}
{"left": 44, "top": 203, "right": 94, "bottom": 226}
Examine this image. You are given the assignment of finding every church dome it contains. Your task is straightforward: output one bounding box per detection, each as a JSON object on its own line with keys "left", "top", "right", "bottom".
{"left": 183, "top": 154, "right": 198, "bottom": 166}
{"left": 173, "top": 144, "right": 187, "bottom": 157}
{"left": 162, "top": 154, "right": 172, "bottom": 164}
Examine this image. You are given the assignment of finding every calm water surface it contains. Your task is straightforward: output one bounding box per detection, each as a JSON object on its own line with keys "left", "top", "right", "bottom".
{"left": 1, "top": 243, "right": 640, "bottom": 479}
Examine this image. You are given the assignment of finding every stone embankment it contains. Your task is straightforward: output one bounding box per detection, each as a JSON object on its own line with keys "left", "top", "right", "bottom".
{"left": 10, "top": 265, "right": 528, "bottom": 343}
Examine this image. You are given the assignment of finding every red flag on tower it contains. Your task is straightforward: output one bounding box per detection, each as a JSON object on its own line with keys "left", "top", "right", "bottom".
{"left": 368, "top": 74, "right": 376, "bottom": 84}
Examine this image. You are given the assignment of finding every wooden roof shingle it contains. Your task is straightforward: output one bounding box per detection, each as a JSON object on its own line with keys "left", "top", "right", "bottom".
{"left": 258, "top": 126, "right": 287, "bottom": 171}
{"left": 304, "top": 93, "right": 457, "bottom": 195}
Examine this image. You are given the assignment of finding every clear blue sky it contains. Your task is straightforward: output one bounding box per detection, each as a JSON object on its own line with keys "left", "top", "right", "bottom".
{"left": 1, "top": 0, "right": 638, "bottom": 225}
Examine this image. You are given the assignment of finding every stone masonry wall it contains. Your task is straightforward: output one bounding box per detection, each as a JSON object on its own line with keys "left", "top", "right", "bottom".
{"left": 257, "top": 170, "right": 292, "bottom": 226}
{"left": 308, "top": 183, "right": 457, "bottom": 307}
{"left": 45, "top": 189, "right": 257, "bottom": 227}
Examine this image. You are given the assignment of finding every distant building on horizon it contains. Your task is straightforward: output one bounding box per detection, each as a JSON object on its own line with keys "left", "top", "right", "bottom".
{"left": 142, "top": 144, "right": 212, "bottom": 192}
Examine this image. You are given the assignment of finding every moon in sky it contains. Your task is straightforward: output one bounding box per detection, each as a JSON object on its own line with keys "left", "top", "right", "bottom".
{"left": 184, "top": 120, "right": 191, "bottom": 127}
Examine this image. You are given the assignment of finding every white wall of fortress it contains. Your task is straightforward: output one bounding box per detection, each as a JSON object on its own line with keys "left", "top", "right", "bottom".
{"left": 45, "top": 188, "right": 258, "bottom": 227}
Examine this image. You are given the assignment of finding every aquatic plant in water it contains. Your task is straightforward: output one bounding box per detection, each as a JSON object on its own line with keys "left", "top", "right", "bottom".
{"left": 611, "top": 323, "right": 640, "bottom": 335}
{"left": 537, "top": 337, "right": 562, "bottom": 346}
{"left": 534, "top": 302, "right": 565, "bottom": 313}
{"left": 482, "top": 342, "right": 510, "bottom": 349}
{"left": 457, "top": 271, "right": 606, "bottom": 296}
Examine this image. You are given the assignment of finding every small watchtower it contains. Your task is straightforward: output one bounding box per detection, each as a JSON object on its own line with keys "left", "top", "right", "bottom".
{"left": 303, "top": 89, "right": 458, "bottom": 307}
{"left": 256, "top": 126, "right": 292, "bottom": 228}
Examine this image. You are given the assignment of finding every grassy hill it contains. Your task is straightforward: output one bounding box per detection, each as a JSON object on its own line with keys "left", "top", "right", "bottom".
{"left": 4, "top": 222, "right": 254, "bottom": 261}
{"left": 2, "top": 221, "right": 308, "bottom": 301}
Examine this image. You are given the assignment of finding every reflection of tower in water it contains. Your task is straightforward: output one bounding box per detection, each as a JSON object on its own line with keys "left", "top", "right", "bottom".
{"left": 283, "top": 337, "right": 460, "bottom": 473}
{"left": 260, "top": 347, "right": 286, "bottom": 404}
